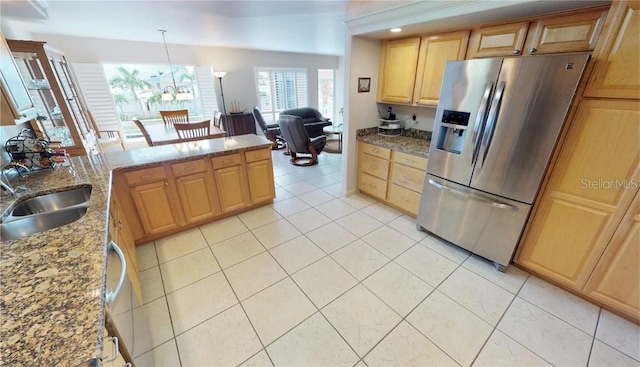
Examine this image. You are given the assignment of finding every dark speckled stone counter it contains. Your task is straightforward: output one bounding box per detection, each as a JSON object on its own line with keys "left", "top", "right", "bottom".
{"left": 357, "top": 134, "right": 430, "bottom": 158}
{"left": 0, "top": 134, "right": 272, "bottom": 367}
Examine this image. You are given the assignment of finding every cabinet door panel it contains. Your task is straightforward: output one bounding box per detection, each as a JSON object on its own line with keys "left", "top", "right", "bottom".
{"left": 516, "top": 99, "right": 640, "bottom": 290}
{"left": 130, "top": 181, "right": 179, "bottom": 235}
{"left": 390, "top": 163, "right": 424, "bottom": 192}
{"left": 526, "top": 10, "right": 607, "bottom": 54}
{"left": 585, "top": 192, "right": 639, "bottom": 322}
{"left": 247, "top": 160, "right": 275, "bottom": 204}
{"left": 414, "top": 31, "right": 469, "bottom": 105}
{"left": 176, "top": 173, "right": 219, "bottom": 223}
{"left": 358, "top": 172, "right": 388, "bottom": 200}
{"left": 467, "top": 22, "right": 529, "bottom": 58}
{"left": 387, "top": 183, "right": 421, "bottom": 215}
{"left": 378, "top": 37, "right": 421, "bottom": 104}
{"left": 215, "top": 166, "right": 249, "bottom": 212}
{"left": 359, "top": 154, "right": 390, "bottom": 180}
{"left": 585, "top": 1, "right": 640, "bottom": 99}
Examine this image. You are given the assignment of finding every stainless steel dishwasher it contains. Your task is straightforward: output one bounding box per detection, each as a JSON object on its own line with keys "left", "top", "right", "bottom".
{"left": 105, "top": 241, "right": 154, "bottom": 366}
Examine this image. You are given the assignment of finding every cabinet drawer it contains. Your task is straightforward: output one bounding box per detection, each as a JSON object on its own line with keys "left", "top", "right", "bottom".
{"left": 245, "top": 148, "right": 271, "bottom": 163}
{"left": 211, "top": 153, "right": 242, "bottom": 169}
{"left": 124, "top": 166, "right": 167, "bottom": 186}
{"left": 393, "top": 151, "right": 427, "bottom": 170}
{"left": 387, "top": 184, "right": 421, "bottom": 215}
{"left": 171, "top": 159, "right": 207, "bottom": 177}
{"left": 358, "top": 172, "right": 388, "bottom": 200}
{"left": 361, "top": 143, "right": 391, "bottom": 160}
{"left": 360, "top": 154, "right": 390, "bottom": 180}
{"left": 391, "top": 163, "right": 425, "bottom": 192}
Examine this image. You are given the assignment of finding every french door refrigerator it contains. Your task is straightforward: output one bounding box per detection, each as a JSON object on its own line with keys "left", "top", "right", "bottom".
{"left": 416, "top": 54, "right": 589, "bottom": 271}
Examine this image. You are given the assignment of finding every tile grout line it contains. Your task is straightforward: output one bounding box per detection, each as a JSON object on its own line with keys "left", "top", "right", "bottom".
{"left": 198, "top": 226, "right": 277, "bottom": 367}
{"left": 586, "top": 307, "right": 603, "bottom": 366}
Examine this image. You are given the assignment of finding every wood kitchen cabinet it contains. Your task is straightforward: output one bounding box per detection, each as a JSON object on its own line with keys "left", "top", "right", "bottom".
{"left": 171, "top": 159, "right": 220, "bottom": 223}
{"left": 585, "top": 0, "right": 640, "bottom": 99}
{"left": 377, "top": 37, "right": 421, "bottom": 104}
{"left": 467, "top": 8, "right": 607, "bottom": 58}
{"left": 467, "top": 22, "right": 530, "bottom": 58}
{"left": 387, "top": 151, "right": 428, "bottom": 215}
{"left": 245, "top": 148, "right": 275, "bottom": 204}
{"left": 525, "top": 10, "right": 607, "bottom": 55}
{"left": 358, "top": 142, "right": 391, "bottom": 200}
{"left": 378, "top": 32, "right": 468, "bottom": 106}
{"left": 516, "top": 99, "right": 639, "bottom": 290}
{"left": 585, "top": 191, "right": 639, "bottom": 321}
{"left": 413, "top": 31, "right": 469, "bottom": 106}
{"left": 124, "top": 166, "right": 180, "bottom": 236}
{"left": 212, "top": 153, "right": 251, "bottom": 212}
{"left": 358, "top": 141, "right": 427, "bottom": 216}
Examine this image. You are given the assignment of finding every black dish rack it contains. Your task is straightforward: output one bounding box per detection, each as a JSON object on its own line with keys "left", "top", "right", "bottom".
{"left": 4, "top": 128, "right": 67, "bottom": 174}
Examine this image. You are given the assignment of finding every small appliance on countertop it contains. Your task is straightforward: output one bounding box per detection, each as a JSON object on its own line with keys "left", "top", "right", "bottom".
{"left": 378, "top": 119, "right": 403, "bottom": 137}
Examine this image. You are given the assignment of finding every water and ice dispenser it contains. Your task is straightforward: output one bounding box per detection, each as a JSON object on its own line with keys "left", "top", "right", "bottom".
{"left": 435, "top": 110, "right": 471, "bottom": 154}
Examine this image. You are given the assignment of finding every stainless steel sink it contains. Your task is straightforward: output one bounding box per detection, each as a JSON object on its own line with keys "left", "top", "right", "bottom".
{"left": 1, "top": 207, "right": 88, "bottom": 241}
{"left": 10, "top": 186, "right": 92, "bottom": 216}
{"left": 1, "top": 186, "right": 92, "bottom": 241}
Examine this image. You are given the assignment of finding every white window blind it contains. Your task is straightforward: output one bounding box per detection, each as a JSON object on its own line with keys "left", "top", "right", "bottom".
{"left": 255, "top": 68, "right": 308, "bottom": 123}
{"left": 71, "top": 63, "right": 121, "bottom": 131}
{"left": 195, "top": 66, "right": 219, "bottom": 118}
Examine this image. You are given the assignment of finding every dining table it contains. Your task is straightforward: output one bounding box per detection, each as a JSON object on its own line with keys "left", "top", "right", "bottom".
{"left": 144, "top": 120, "right": 226, "bottom": 146}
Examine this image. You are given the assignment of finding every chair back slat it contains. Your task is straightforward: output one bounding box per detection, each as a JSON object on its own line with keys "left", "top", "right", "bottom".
{"left": 174, "top": 120, "right": 211, "bottom": 140}
{"left": 160, "top": 109, "right": 189, "bottom": 126}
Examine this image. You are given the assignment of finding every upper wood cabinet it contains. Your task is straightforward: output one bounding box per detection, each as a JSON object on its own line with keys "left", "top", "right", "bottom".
{"left": 378, "top": 32, "right": 468, "bottom": 106}
{"left": 516, "top": 99, "right": 640, "bottom": 291}
{"left": 467, "top": 9, "right": 608, "bottom": 58}
{"left": 585, "top": 191, "right": 639, "bottom": 322}
{"left": 413, "top": 31, "right": 469, "bottom": 106}
{"left": 377, "top": 37, "right": 421, "bottom": 104}
{"left": 525, "top": 10, "right": 607, "bottom": 55}
{"left": 585, "top": 0, "right": 640, "bottom": 99}
{"left": 467, "top": 22, "right": 530, "bottom": 58}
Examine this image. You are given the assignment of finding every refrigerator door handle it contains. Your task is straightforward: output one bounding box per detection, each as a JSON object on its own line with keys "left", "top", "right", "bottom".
{"left": 428, "top": 179, "right": 516, "bottom": 210}
{"left": 472, "top": 82, "right": 494, "bottom": 165}
{"left": 479, "top": 81, "right": 506, "bottom": 167}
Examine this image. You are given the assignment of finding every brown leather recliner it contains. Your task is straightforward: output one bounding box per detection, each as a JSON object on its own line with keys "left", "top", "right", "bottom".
{"left": 277, "top": 115, "right": 326, "bottom": 166}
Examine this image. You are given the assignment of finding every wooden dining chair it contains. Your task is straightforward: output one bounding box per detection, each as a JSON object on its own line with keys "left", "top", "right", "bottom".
{"left": 132, "top": 119, "right": 154, "bottom": 147}
{"left": 160, "top": 109, "right": 189, "bottom": 126}
{"left": 174, "top": 120, "right": 211, "bottom": 140}
{"left": 213, "top": 111, "right": 222, "bottom": 128}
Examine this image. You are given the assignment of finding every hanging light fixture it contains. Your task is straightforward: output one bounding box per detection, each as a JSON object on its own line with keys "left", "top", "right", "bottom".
{"left": 159, "top": 29, "right": 193, "bottom": 101}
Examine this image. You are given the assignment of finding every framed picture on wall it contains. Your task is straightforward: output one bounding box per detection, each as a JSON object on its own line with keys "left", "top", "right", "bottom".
{"left": 358, "top": 77, "right": 371, "bottom": 93}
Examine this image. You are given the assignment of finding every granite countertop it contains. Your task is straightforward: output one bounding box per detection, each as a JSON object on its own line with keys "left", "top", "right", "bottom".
{"left": 0, "top": 134, "right": 272, "bottom": 366}
{"left": 357, "top": 134, "right": 431, "bottom": 158}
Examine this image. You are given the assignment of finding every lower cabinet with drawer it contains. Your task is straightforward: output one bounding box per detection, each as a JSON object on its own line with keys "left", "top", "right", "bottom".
{"left": 357, "top": 141, "right": 428, "bottom": 216}
{"left": 113, "top": 147, "right": 275, "bottom": 243}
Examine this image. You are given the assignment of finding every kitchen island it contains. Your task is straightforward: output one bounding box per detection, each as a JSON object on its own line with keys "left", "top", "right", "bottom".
{"left": 0, "top": 134, "right": 273, "bottom": 366}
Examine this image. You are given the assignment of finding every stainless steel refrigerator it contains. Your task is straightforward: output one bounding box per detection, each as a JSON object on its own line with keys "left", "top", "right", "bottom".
{"left": 416, "top": 54, "right": 589, "bottom": 271}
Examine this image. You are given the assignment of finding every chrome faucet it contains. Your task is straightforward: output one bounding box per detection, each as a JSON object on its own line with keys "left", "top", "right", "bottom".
{"left": 0, "top": 163, "right": 28, "bottom": 197}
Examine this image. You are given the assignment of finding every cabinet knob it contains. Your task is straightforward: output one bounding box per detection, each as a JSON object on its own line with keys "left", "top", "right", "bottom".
{"left": 513, "top": 49, "right": 521, "bottom": 55}
{"left": 415, "top": 100, "right": 419, "bottom": 103}
{"left": 164, "top": 182, "right": 168, "bottom": 186}
{"left": 406, "top": 99, "right": 411, "bottom": 103}
{"left": 529, "top": 47, "right": 537, "bottom": 54}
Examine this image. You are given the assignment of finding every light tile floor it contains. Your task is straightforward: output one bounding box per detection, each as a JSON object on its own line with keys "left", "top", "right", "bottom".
{"left": 130, "top": 149, "right": 640, "bottom": 367}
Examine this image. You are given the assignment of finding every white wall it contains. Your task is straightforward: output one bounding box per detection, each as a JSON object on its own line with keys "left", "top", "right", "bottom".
{"left": 342, "top": 35, "right": 381, "bottom": 194}
{"left": 28, "top": 33, "right": 339, "bottom": 115}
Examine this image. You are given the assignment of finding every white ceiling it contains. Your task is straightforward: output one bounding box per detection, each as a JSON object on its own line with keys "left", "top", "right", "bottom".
{"left": 0, "top": 0, "right": 612, "bottom": 56}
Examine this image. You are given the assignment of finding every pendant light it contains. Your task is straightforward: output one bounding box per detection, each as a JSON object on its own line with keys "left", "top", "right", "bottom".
{"left": 159, "top": 30, "right": 193, "bottom": 101}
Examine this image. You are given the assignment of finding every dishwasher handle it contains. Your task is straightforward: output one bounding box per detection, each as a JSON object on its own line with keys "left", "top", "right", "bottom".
{"left": 106, "top": 240, "right": 127, "bottom": 305}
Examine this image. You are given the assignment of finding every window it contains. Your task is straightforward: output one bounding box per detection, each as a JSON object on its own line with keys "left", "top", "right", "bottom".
{"left": 318, "top": 69, "right": 334, "bottom": 121}
{"left": 102, "top": 63, "right": 205, "bottom": 138}
{"left": 255, "top": 68, "right": 308, "bottom": 123}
